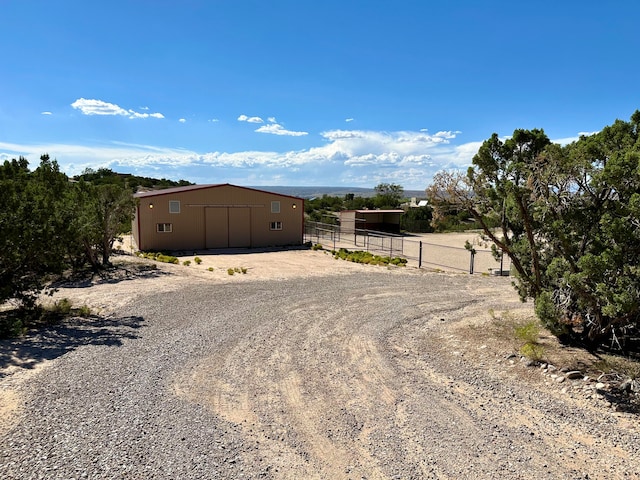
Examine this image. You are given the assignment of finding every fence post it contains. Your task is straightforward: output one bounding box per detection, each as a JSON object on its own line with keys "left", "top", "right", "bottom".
{"left": 500, "top": 251, "right": 504, "bottom": 275}
{"left": 418, "top": 241, "right": 422, "bottom": 268}
{"left": 469, "top": 250, "right": 475, "bottom": 274}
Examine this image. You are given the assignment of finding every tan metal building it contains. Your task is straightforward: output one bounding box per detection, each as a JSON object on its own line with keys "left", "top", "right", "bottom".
{"left": 133, "top": 184, "right": 304, "bottom": 251}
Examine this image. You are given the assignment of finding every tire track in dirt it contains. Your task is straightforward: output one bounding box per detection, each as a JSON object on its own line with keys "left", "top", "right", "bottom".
{"left": 176, "top": 291, "right": 401, "bottom": 478}
{"left": 171, "top": 273, "right": 639, "bottom": 479}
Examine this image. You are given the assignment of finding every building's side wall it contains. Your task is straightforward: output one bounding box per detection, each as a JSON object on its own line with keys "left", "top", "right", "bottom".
{"left": 247, "top": 187, "right": 302, "bottom": 247}
{"left": 339, "top": 211, "right": 357, "bottom": 234}
{"left": 135, "top": 185, "right": 303, "bottom": 251}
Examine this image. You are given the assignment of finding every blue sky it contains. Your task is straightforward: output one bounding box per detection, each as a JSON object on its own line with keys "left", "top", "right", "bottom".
{"left": 2, "top": 1, "right": 639, "bottom": 190}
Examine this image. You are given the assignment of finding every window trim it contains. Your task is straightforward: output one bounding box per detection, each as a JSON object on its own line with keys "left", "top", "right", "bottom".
{"left": 169, "top": 200, "right": 180, "bottom": 214}
{"left": 271, "top": 201, "right": 281, "bottom": 213}
{"left": 270, "top": 221, "right": 283, "bottom": 231}
{"left": 157, "top": 223, "right": 173, "bottom": 233}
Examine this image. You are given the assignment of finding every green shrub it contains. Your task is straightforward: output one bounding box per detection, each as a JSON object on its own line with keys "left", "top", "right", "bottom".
{"left": 312, "top": 243, "right": 323, "bottom": 251}
{"left": 53, "top": 298, "right": 73, "bottom": 315}
{"left": 332, "top": 248, "right": 406, "bottom": 266}
{"left": 208, "top": 267, "right": 214, "bottom": 272}
{"left": 241, "top": 267, "right": 247, "bottom": 274}
{"left": 390, "top": 257, "right": 408, "bottom": 266}
{"left": 194, "top": 257, "right": 202, "bottom": 264}
{"left": 0, "top": 314, "right": 25, "bottom": 338}
{"left": 137, "top": 251, "right": 179, "bottom": 264}
{"left": 77, "top": 305, "right": 92, "bottom": 316}
{"left": 183, "top": 260, "right": 191, "bottom": 266}
{"left": 515, "top": 320, "right": 545, "bottom": 361}
{"left": 514, "top": 320, "right": 540, "bottom": 344}
{"left": 534, "top": 291, "right": 568, "bottom": 337}
{"left": 156, "top": 254, "right": 179, "bottom": 264}
{"left": 520, "top": 342, "right": 545, "bottom": 362}
{"left": 227, "top": 268, "right": 235, "bottom": 275}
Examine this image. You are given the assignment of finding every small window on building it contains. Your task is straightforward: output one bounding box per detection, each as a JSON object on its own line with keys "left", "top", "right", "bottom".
{"left": 271, "top": 201, "right": 280, "bottom": 213}
{"left": 270, "top": 221, "right": 283, "bottom": 231}
{"left": 169, "top": 200, "right": 180, "bottom": 213}
{"left": 157, "top": 223, "right": 173, "bottom": 233}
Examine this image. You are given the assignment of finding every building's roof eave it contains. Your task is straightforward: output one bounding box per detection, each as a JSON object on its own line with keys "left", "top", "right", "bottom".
{"left": 341, "top": 209, "right": 405, "bottom": 214}
{"left": 133, "top": 183, "right": 304, "bottom": 201}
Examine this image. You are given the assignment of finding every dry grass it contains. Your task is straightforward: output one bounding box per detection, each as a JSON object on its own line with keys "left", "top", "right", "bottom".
{"left": 455, "top": 309, "right": 602, "bottom": 372}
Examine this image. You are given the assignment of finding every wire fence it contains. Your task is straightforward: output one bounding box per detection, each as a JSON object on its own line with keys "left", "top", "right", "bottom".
{"left": 304, "top": 221, "right": 511, "bottom": 275}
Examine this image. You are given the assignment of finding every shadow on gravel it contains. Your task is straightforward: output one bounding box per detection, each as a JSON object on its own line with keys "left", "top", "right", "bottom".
{"left": 0, "top": 314, "right": 145, "bottom": 375}
{"left": 173, "top": 243, "right": 313, "bottom": 256}
{"left": 50, "top": 261, "right": 171, "bottom": 289}
{"left": 598, "top": 386, "right": 640, "bottom": 415}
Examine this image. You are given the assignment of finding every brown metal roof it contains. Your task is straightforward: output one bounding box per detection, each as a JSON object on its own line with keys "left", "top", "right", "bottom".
{"left": 341, "top": 209, "right": 405, "bottom": 214}
{"left": 134, "top": 184, "right": 222, "bottom": 198}
{"left": 133, "top": 183, "right": 303, "bottom": 200}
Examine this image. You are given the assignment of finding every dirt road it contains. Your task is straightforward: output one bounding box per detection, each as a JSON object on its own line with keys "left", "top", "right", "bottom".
{"left": 1, "top": 255, "right": 639, "bottom": 478}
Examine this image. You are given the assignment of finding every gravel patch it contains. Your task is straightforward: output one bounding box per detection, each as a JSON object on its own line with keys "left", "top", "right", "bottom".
{"left": 1, "top": 270, "right": 639, "bottom": 479}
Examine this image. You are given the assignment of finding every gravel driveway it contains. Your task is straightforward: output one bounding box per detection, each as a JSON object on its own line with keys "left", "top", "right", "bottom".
{"left": 1, "top": 269, "right": 639, "bottom": 479}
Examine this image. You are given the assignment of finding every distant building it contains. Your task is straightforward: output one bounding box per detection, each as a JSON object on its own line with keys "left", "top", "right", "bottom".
{"left": 133, "top": 184, "right": 304, "bottom": 251}
{"left": 339, "top": 209, "right": 404, "bottom": 234}
{"left": 401, "top": 197, "right": 429, "bottom": 209}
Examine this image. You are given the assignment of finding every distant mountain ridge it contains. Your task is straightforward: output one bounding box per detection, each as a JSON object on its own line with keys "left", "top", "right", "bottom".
{"left": 251, "top": 186, "right": 426, "bottom": 199}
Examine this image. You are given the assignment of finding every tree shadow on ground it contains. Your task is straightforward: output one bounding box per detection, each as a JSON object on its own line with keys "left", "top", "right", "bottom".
{"left": 50, "top": 261, "right": 171, "bottom": 289}
{"left": 0, "top": 314, "right": 145, "bottom": 375}
{"left": 598, "top": 387, "right": 640, "bottom": 414}
{"left": 174, "top": 243, "right": 313, "bottom": 256}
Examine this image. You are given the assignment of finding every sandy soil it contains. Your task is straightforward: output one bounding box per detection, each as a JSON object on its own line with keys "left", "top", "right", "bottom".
{"left": 0, "top": 247, "right": 380, "bottom": 434}
{"left": 45, "top": 229, "right": 499, "bottom": 314}
{"left": 1, "top": 239, "right": 639, "bottom": 478}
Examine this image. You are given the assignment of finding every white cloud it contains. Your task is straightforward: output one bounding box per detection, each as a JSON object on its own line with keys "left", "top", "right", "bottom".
{"left": 41, "top": 111, "right": 52, "bottom": 115}
{"left": 208, "top": 118, "right": 219, "bottom": 123}
{"left": 434, "top": 130, "right": 460, "bottom": 139}
{"left": 345, "top": 118, "right": 354, "bottom": 122}
{"left": 237, "top": 114, "right": 264, "bottom": 123}
{"left": 578, "top": 131, "right": 599, "bottom": 137}
{"left": 0, "top": 126, "right": 478, "bottom": 189}
{"left": 128, "top": 110, "right": 165, "bottom": 119}
{"left": 255, "top": 123, "right": 308, "bottom": 137}
{"left": 551, "top": 131, "right": 600, "bottom": 146}
{"left": 71, "top": 98, "right": 164, "bottom": 119}
{"left": 179, "top": 118, "right": 186, "bottom": 123}
{"left": 71, "top": 98, "right": 127, "bottom": 116}
{"left": 238, "top": 115, "right": 309, "bottom": 137}
{"left": 319, "top": 129, "right": 461, "bottom": 157}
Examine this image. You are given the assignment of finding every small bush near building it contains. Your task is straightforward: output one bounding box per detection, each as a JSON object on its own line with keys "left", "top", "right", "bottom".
{"left": 136, "top": 251, "right": 179, "bottom": 264}
{"left": 332, "top": 248, "right": 407, "bottom": 267}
